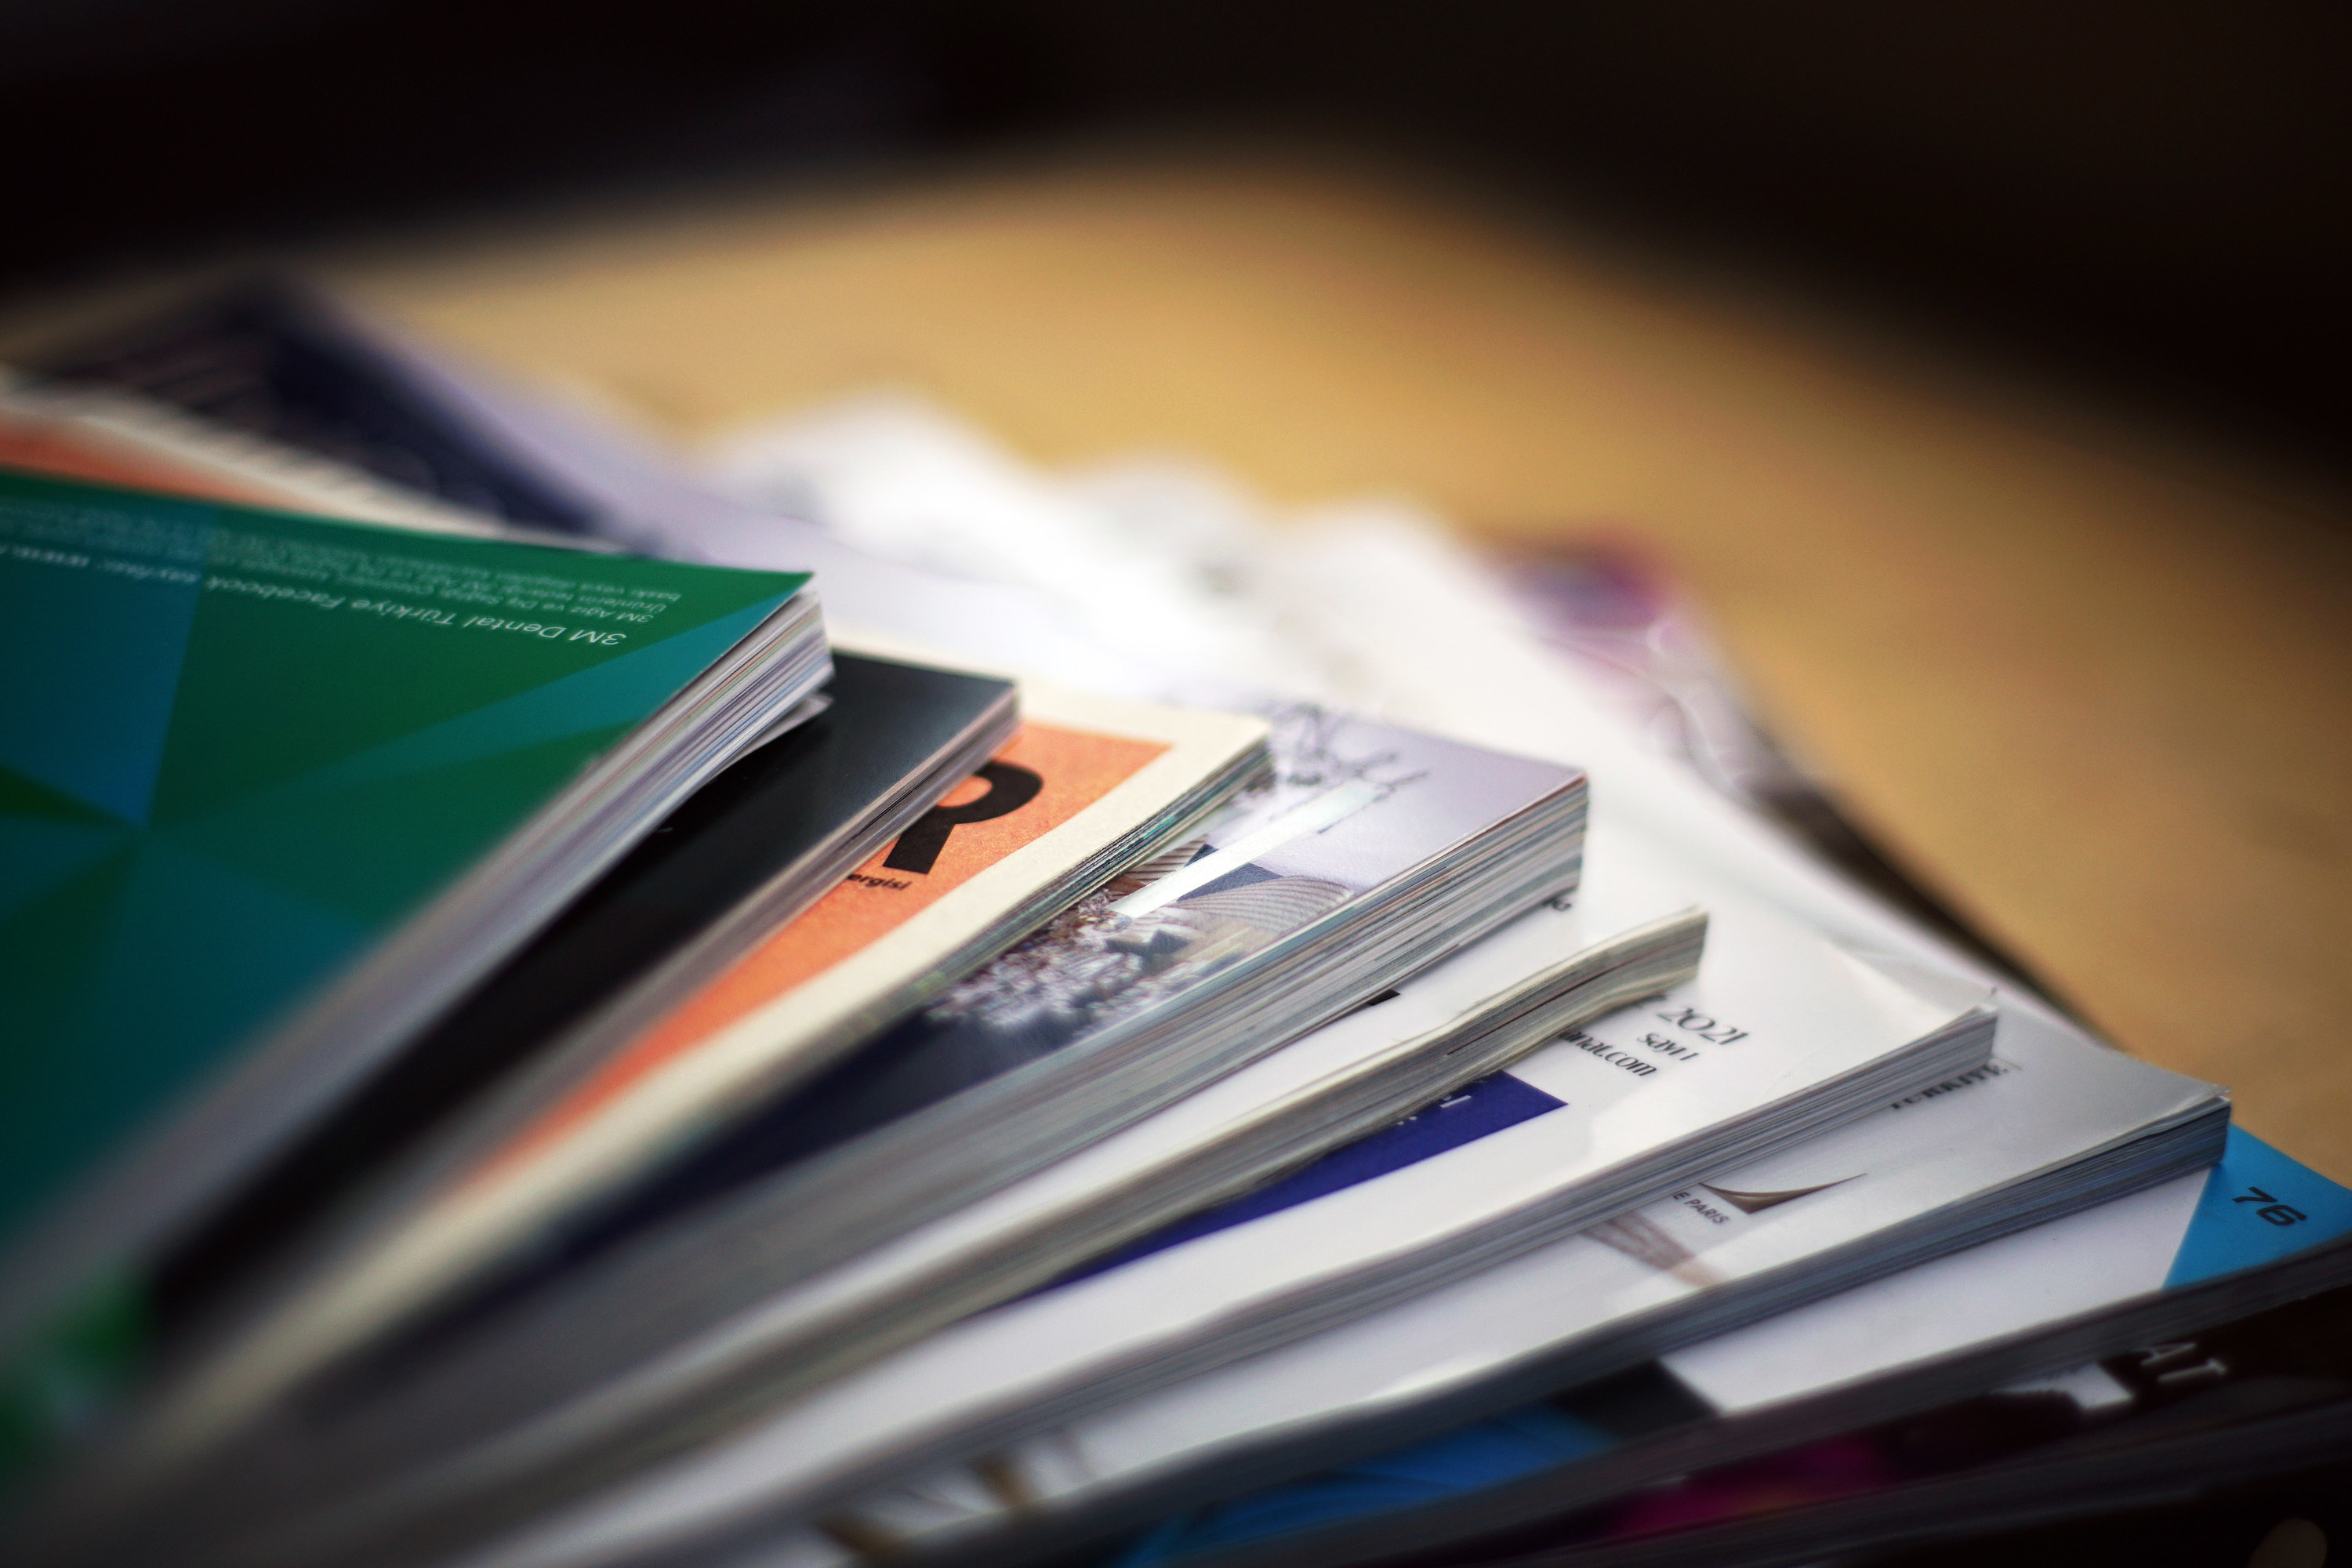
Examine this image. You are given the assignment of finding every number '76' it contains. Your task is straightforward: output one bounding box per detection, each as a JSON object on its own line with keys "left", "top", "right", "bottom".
{"left": 2231, "top": 1186, "right": 2307, "bottom": 1226}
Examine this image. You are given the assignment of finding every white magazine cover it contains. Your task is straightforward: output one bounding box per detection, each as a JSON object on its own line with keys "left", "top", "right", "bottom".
{"left": 1660, "top": 1123, "right": 2352, "bottom": 1416}
{"left": 756, "top": 1003, "right": 2227, "bottom": 1568}
{"left": 884, "top": 1127, "right": 2348, "bottom": 1568}
{"left": 452, "top": 826, "right": 1999, "bottom": 1568}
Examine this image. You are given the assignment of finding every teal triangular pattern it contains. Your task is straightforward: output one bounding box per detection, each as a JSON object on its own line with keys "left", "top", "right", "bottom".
{"left": 160, "top": 724, "right": 636, "bottom": 926}
{"left": 205, "top": 596, "right": 786, "bottom": 811}
{"left": 0, "top": 466, "right": 814, "bottom": 1267}
{"left": 0, "top": 506, "right": 209, "bottom": 825}
{"left": 0, "top": 816, "right": 135, "bottom": 921}
{"left": 0, "top": 766, "right": 127, "bottom": 827}
{"left": 2, "top": 838, "right": 370, "bottom": 1242}
{"left": 0, "top": 846, "right": 145, "bottom": 1240}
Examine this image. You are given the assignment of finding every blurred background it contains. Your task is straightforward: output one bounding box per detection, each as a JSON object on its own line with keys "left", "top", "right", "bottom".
{"left": 5, "top": 0, "right": 2352, "bottom": 466}
{"left": 4, "top": 1, "right": 2350, "bottom": 1163}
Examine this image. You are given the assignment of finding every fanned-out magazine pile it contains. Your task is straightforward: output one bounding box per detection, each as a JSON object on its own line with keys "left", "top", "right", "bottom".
{"left": 2, "top": 282, "right": 2347, "bottom": 1568}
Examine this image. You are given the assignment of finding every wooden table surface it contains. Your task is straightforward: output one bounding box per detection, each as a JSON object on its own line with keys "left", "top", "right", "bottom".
{"left": 16, "top": 155, "right": 2350, "bottom": 1176}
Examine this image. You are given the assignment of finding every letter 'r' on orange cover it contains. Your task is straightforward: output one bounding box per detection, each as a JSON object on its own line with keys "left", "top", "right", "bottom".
{"left": 501, "top": 720, "right": 1169, "bottom": 1158}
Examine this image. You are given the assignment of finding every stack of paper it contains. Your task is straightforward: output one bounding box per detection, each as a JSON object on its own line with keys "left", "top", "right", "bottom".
{"left": 1, "top": 278, "right": 2337, "bottom": 1568}
{"left": 0, "top": 461, "right": 827, "bottom": 1476}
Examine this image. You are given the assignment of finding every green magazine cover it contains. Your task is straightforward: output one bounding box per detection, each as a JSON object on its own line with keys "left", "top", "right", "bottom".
{"left": 0, "top": 467, "right": 811, "bottom": 1465}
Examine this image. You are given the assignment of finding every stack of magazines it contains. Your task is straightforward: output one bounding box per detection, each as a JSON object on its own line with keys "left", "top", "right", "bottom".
{"left": 0, "top": 281, "right": 2345, "bottom": 1568}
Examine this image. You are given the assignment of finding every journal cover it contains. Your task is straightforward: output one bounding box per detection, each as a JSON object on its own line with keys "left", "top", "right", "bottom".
{"left": 0, "top": 466, "right": 808, "bottom": 1276}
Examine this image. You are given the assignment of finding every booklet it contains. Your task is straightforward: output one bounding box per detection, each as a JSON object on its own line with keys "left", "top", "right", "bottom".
{"left": 0, "top": 467, "right": 826, "bottom": 1471}
{"left": 485, "top": 1000, "right": 2234, "bottom": 1568}
{"left": 110, "top": 670, "right": 1266, "bottom": 1479}
{"left": 369, "top": 832, "right": 2009, "bottom": 1568}
{"left": 1463, "top": 1287, "right": 2352, "bottom": 1568}
{"left": 872, "top": 1126, "right": 2337, "bottom": 1568}
{"left": 1114, "top": 1239, "right": 2352, "bottom": 1568}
